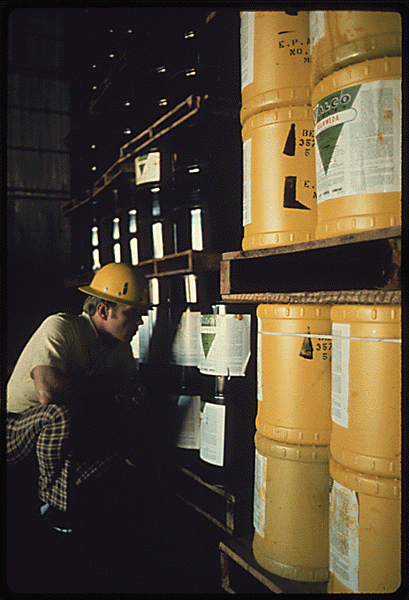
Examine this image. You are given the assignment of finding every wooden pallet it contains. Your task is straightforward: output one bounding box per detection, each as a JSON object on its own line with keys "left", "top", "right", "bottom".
{"left": 219, "top": 535, "right": 328, "bottom": 594}
{"left": 158, "top": 463, "right": 253, "bottom": 537}
{"left": 220, "top": 226, "right": 401, "bottom": 304}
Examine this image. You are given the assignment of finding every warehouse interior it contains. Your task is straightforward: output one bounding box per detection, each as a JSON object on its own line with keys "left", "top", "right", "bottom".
{"left": 6, "top": 6, "right": 403, "bottom": 595}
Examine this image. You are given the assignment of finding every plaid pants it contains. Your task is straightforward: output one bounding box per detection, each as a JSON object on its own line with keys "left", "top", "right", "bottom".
{"left": 7, "top": 404, "right": 120, "bottom": 511}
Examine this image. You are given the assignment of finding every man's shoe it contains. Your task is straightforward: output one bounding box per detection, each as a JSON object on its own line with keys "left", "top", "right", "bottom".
{"left": 40, "top": 503, "right": 73, "bottom": 534}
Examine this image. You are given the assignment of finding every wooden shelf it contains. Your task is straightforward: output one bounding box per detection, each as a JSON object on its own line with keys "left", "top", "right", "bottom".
{"left": 221, "top": 289, "right": 401, "bottom": 305}
{"left": 137, "top": 250, "right": 221, "bottom": 278}
{"left": 220, "top": 226, "right": 401, "bottom": 304}
{"left": 158, "top": 463, "right": 253, "bottom": 537}
{"left": 64, "top": 250, "right": 221, "bottom": 287}
{"left": 219, "top": 535, "right": 328, "bottom": 594}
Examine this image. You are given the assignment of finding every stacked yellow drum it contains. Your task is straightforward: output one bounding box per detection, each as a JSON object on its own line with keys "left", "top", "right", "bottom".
{"left": 308, "top": 11, "right": 402, "bottom": 592}
{"left": 310, "top": 11, "right": 402, "bottom": 240}
{"left": 240, "top": 11, "right": 317, "bottom": 251}
{"left": 253, "top": 304, "right": 332, "bottom": 582}
{"left": 242, "top": 11, "right": 401, "bottom": 590}
{"left": 328, "top": 305, "right": 401, "bottom": 593}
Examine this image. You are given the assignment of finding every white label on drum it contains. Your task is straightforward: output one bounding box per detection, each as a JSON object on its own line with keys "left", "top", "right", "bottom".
{"left": 243, "top": 137, "right": 252, "bottom": 226}
{"left": 253, "top": 449, "right": 267, "bottom": 537}
{"left": 331, "top": 323, "right": 350, "bottom": 428}
{"left": 329, "top": 480, "right": 359, "bottom": 592}
{"left": 314, "top": 79, "right": 401, "bottom": 203}
{"left": 240, "top": 11, "right": 254, "bottom": 90}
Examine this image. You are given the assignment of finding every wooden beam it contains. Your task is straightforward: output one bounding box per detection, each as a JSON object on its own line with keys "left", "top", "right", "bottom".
{"left": 222, "top": 226, "right": 402, "bottom": 261}
{"left": 221, "top": 289, "right": 402, "bottom": 305}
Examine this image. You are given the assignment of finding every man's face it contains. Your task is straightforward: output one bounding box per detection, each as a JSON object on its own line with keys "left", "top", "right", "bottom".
{"left": 104, "top": 305, "right": 145, "bottom": 344}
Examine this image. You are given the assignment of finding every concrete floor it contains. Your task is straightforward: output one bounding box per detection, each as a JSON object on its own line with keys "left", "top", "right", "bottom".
{"left": 7, "top": 459, "right": 225, "bottom": 594}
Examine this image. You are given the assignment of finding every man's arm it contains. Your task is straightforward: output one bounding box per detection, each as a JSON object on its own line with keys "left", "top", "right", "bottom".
{"left": 31, "top": 365, "right": 129, "bottom": 407}
{"left": 31, "top": 365, "right": 76, "bottom": 406}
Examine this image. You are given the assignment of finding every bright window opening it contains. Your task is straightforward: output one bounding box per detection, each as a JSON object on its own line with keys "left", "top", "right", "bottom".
{"left": 113, "top": 243, "right": 121, "bottom": 263}
{"left": 152, "top": 222, "right": 164, "bottom": 258}
{"left": 91, "top": 226, "right": 99, "bottom": 247}
{"left": 191, "top": 208, "right": 203, "bottom": 251}
{"left": 184, "top": 274, "right": 198, "bottom": 303}
{"left": 112, "top": 217, "right": 120, "bottom": 240}
{"left": 130, "top": 237, "right": 139, "bottom": 265}
{"left": 129, "top": 209, "right": 137, "bottom": 233}
{"left": 149, "top": 278, "right": 160, "bottom": 305}
{"left": 92, "top": 248, "right": 101, "bottom": 271}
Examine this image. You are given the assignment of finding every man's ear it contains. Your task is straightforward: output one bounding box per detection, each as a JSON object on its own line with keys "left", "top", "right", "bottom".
{"left": 96, "top": 302, "right": 109, "bottom": 320}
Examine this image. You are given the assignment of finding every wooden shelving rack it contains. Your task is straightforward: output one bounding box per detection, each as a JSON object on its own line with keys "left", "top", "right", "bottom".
{"left": 217, "top": 223, "right": 401, "bottom": 593}
{"left": 62, "top": 94, "right": 203, "bottom": 217}
{"left": 220, "top": 226, "right": 401, "bottom": 305}
{"left": 64, "top": 249, "right": 221, "bottom": 288}
{"left": 219, "top": 535, "right": 328, "bottom": 594}
{"left": 158, "top": 463, "right": 253, "bottom": 538}
{"left": 62, "top": 40, "right": 402, "bottom": 593}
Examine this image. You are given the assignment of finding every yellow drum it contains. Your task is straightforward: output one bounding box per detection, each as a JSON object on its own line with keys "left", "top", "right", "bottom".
{"left": 240, "top": 11, "right": 311, "bottom": 122}
{"left": 242, "top": 106, "right": 316, "bottom": 250}
{"left": 312, "top": 57, "right": 401, "bottom": 239}
{"left": 330, "top": 304, "right": 401, "bottom": 478}
{"left": 310, "top": 10, "right": 402, "bottom": 86}
{"left": 328, "top": 459, "right": 401, "bottom": 593}
{"left": 256, "top": 304, "right": 332, "bottom": 445}
{"left": 253, "top": 433, "right": 330, "bottom": 582}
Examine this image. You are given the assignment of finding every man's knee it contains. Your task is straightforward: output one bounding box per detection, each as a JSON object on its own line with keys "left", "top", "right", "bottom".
{"left": 40, "top": 404, "right": 71, "bottom": 439}
{"left": 43, "top": 403, "right": 71, "bottom": 422}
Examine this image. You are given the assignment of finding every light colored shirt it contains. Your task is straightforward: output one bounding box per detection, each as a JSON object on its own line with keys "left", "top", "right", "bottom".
{"left": 7, "top": 312, "right": 137, "bottom": 413}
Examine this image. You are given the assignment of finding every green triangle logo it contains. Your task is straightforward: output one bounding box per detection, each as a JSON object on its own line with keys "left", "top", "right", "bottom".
{"left": 315, "top": 85, "right": 361, "bottom": 174}
{"left": 201, "top": 332, "right": 216, "bottom": 358}
{"left": 201, "top": 315, "right": 217, "bottom": 358}
{"left": 139, "top": 163, "right": 145, "bottom": 175}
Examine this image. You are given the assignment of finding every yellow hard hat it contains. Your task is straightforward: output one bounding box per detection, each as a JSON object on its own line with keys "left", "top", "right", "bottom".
{"left": 78, "top": 262, "right": 150, "bottom": 309}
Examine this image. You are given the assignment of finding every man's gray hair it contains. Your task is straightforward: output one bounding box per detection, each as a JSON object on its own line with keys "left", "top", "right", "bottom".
{"left": 83, "top": 295, "right": 119, "bottom": 317}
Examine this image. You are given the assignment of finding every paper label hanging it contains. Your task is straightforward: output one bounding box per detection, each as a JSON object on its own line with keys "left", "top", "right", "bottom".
{"left": 175, "top": 395, "right": 201, "bottom": 450}
{"left": 199, "top": 314, "right": 251, "bottom": 376}
{"left": 135, "top": 151, "right": 161, "bottom": 185}
{"left": 199, "top": 402, "right": 226, "bottom": 466}
{"left": 171, "top": 311, "right": 201, "bottom": 367}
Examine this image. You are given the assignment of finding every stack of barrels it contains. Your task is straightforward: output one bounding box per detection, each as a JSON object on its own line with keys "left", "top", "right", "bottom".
{"left": 243, "top": 10, "right": 402, "bottom": 592}
{"left": 131, "top": 113, "right": 243, "bottom": 265}
{"left": 129, "top": 10, "right": 243, "bottom": 265}
{"left": 328, "top": 304, "right": 401, "bottom": 593}
{"left": 254, "top": 304, "right": 332, "bottom": 582}
{"left": 240, "top": 10, "right": 331, "bottom": 582}
{"left": 133, "top": 143, "right": 174, "bottom": 262}
{"left": 240, "top": 11, "right": 316, "bottom": 251}
{"left": 309, "top": 11, "right": 402, "bottom": 593}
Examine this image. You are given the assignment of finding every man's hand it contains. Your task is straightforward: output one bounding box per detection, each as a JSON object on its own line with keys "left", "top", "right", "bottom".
{"left": 115, "top": 384, "right": 148, "bottom": 411}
